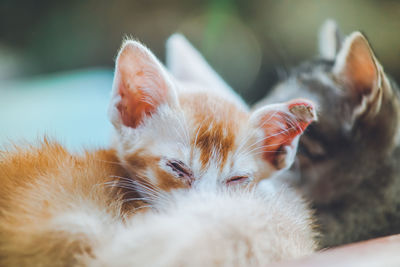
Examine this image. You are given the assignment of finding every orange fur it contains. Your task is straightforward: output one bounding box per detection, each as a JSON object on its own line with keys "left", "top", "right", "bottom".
{"left": 110, "top": 39, "right": 317, "bottom": 193}
{"left": 180, "top": 92, "right": 247, "bottom": 168}
{"left": 0, "top": 138, "right": 317, "bottom": 266}
{"left": 0, "top": 38, "right": 318, "bottom": 265}
{"left": 0, "top": 140, "right": 142, "bottom": 266}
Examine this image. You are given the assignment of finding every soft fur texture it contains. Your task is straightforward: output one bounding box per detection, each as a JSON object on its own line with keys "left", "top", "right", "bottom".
{"left": 0, "top": 142, "right": 317, "bottom": 266}
{"left": 0, "top": 141, "right": 130, "bottom": 266}
{"left": 256, "top": 20, "right": 400, "bottom": 247}
{"left": 86, "top": 181, "right": 317, "bottom": 267}
{"left": 0, "top": 36, "right": 318, "bottom": 266}
{"left": 109, "top": 36, "right": 317, "bottom": 197}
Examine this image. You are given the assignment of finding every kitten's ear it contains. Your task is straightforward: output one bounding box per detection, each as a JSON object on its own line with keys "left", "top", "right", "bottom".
{"left": 109, "top": 40, "right": 178, "bottom": 129}
{"left": 250, "top": 99, "right": 317, "bottom": 170}
{"left": 318, "top": 19, "right": 342, "bottom": 60}
{"left": 166, "top": 34, "right": 246, "bottom": 107}
{"left": 166, "top": 34, "right": 226, "bottom": 89}
{"left": 333, "top": 32, "right": 387, "bottom": 123}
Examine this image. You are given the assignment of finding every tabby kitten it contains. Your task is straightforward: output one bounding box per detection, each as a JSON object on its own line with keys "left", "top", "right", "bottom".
{"left": 257, "top": 20, "right": 400, "bottom": 247}
{"left": 0, "top": 36, "right": 317, "bottom": 266}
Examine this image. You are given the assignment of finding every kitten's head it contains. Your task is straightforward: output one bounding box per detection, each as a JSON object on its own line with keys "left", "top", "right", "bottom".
{"left": 262, "top": 20, "right": 400, "bottom": 205}
{"left": 108, "top": 35, "right": 316, "bottom": 197}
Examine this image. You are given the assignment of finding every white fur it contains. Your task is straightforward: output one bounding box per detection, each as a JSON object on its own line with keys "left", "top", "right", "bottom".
{"left": 51, "top": 209, "right": 115, "bottom": 237}
{"left": 319, "top": 19, "right": 340, "bottom": 60}
{"left": 84, "top": 185, "right": 316, "bottom": 266}
{"left": 283, "top": 135, "right": 299, "bottom": 169}
{"left": 332, "top": 32, "right": 360, "bottom": 78}
{"left": 110, "top": 38, "right": 316, "bottom": 187}
{"left": 166, "top": 33, "right": 248, "bottom": 110}
{"left": 102, "top": 38, "right": 318, "bottom": 266}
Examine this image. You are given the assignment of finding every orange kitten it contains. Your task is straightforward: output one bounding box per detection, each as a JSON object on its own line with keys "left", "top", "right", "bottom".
{"left": 0, "top": 36, "right": 316, "bottom": 266}
{"left": 109, "top": 36, "right": 317, "bottom": 197}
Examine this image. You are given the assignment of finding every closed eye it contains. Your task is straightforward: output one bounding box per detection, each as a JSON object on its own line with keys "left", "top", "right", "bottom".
{"left": 226, "top": 176, "right": 250, "bottom": 185}
{"left": 166, "top": 160, "right": 193, "bottom": 179}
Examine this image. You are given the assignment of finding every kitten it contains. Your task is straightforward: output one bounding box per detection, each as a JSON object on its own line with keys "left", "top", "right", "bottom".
{"left": 257, "top": 20, "right": 400, "bottom": 247}
{"left": 0, "top": 142, "right": 317, "bottom": 267}
{"left": 0, "top": 36, "right": 316, "bottom": 265}
{"left": 108, "top": 35, "right": 317, "bottom": 196}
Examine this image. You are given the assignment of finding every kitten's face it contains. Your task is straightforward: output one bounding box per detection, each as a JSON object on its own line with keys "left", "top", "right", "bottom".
{"left": 109, "top": 35, "right": 316, "bottom": 196}
{"left": 259, "top": 21, "right": 400, "bottom": 205}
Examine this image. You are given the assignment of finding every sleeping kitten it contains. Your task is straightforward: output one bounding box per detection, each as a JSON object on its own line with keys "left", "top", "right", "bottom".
{"left": 0, "top": 143, "right": 317, "bottom": 267}
{"left": 0, "top": 36, "right": 316, "bottom": 265}
{"left": 109, "top": 35, "right": 317, "bottom": 196}
{"left": 256, "top": 20, "right": 400, "bottom": 247}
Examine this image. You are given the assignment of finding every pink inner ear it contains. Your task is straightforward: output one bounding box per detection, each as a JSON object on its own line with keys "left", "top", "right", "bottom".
{"left": 260, "top": 100, "right": 315, "bottom": 165}
{"left": 335, "top": 33, "right": 378, "bottom": 96}
{"left": 343, "top": 43, "right": 376, "bottom": 95}
{"left": 116, "top": 74, "right": 160, "bottom": 128}
{"left": 114, "top": 42, "right": 169, "bottom": 128}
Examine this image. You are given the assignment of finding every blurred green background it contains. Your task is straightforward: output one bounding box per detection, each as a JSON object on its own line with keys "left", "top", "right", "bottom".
{"left": 1, "top": 0, "right": 399, "bottom": 149}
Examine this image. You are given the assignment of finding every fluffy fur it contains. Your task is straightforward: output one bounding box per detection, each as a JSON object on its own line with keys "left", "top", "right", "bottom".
{"left": 109, "top": 35, "right": 317, "bottom": 196}
{"left": 0, "top": 36, "right": 318, "bottom": 266}
{"left": 0, "top": 142, "right": 317, "bottom": 266}
{"left": 256, "top": 20, "right": 400, "bottom": 247}
{"left": 0, "top": 140, "right": 131, "bottom": 266}
{"left": 86, "top": 182, "right": 317, "bottom": 267}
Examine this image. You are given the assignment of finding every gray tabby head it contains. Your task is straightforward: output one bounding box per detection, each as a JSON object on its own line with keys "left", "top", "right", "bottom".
{"left": 260, "top": 20, "right": 400, "bottom": 205}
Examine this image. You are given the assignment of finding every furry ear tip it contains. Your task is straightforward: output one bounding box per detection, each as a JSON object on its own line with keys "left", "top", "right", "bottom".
{"left": 119, "top": 39, "right": 147, "bottom": 55}
{"left": 321, "top": 19, "right": 338, "bottom": 30}
{"left": 166, "top": 33, "right": 190, "bottom": 52}
{"left": 318, "top": 19, "right": 342, "bottom": 60}
{"left": 319, "top": 19, "right": 338, "bottom": 38}
{"left": 338, "top": 31, "right": 374, "bottom": 67}
{"left": 116, "top": 40, "right": 153, "bottom": 68}
{"left": 288, "top": 99, "right": 318, "bottom": 123}
{"left": 348, "top": 31, "right": 366, "bottom": 41}
{"left": 344, "top": 31, "right": 369, "bottom": 48}
{"left": 167, "top": 33, "right": 187, "bottom": 43}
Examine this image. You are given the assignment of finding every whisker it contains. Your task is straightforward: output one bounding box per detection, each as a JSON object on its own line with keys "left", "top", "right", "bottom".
{"left": 245, "top": 139, "right": 290, "bottom": 155}
{"left": 122, "top": 197, "right": 151, "bottom": 203}
{"left": 131, "top": 205, "right": 153, "bottom": 213}
{"left": 246, "top": 125, "right": 297, "bottom": 152}
{"left": 106, "top": 174, "right": 169, "bottom": 205}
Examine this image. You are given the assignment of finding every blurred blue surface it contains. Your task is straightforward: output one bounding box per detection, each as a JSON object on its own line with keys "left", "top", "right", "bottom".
{"left": 0, "top": 68, "right": 114, "bottom": 150}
